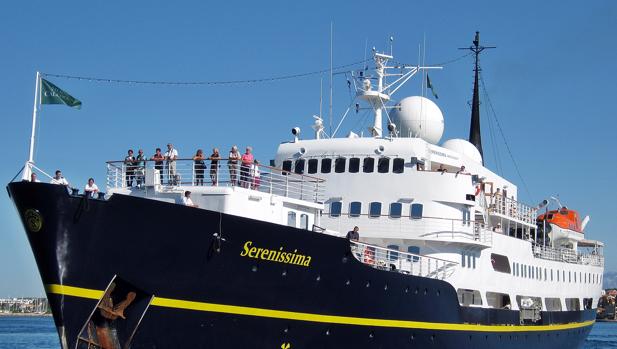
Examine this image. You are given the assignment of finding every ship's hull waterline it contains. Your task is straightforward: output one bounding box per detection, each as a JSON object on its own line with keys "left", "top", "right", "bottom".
{"left": 8, "top": 182, "right": 594, "bottom": 348}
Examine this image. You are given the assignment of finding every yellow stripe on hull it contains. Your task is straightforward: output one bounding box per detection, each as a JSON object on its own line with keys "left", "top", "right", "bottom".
{"left": 45, "top": 283, "right": 594, "bottom": 332}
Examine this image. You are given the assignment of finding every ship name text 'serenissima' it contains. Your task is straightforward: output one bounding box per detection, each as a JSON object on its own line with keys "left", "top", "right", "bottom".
{"left": 240, "top": 241, "right": 312, "bottom": 267}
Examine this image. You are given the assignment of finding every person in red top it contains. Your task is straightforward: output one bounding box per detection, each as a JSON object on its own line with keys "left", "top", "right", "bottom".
{"left": 240, "top": 146, "right": 254, "bottom": 188}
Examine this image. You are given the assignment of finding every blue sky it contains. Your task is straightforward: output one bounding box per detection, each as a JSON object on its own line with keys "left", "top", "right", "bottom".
{"left": 1, "top": 0, "right": 615, "bottom": 296}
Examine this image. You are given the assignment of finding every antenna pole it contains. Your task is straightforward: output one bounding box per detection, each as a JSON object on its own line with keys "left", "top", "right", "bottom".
{"left": 459, "top": 31, "right": 495, "bottom": 164}
{"left": 329, "top": 22, "right": 333, "bottom": 137}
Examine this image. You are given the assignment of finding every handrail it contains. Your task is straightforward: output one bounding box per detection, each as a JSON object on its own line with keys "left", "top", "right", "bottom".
{"left": 532, "top": 244, "right": 604, "bottom": 267}
{"left": 105, "top": 158, "right": 326, "bottom": 203}
{"left": 350, "top": 241, "right": 458, "bottom": 280}
{"left": 106, "top": 158, "right": 326, "bottom": 182}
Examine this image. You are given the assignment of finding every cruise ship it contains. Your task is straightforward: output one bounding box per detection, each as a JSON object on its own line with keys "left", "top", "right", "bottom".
{"left": 7, "top": 32, "right": 603, "bottom": 349}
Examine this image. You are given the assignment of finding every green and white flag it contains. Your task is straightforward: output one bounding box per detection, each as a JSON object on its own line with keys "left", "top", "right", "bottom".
{"left": 40, "top": 78, "right": 82, "bottom": 109}
{"left": 426, "top": 74, "right": 439, "bottom": 99}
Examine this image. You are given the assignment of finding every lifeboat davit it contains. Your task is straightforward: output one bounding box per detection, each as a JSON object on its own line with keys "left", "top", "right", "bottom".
{"left": 537, "top": 207, "right": 590, "bottom": 248}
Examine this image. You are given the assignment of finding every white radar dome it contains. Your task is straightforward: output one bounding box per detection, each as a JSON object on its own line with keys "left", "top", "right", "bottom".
{"left": 442, "top": 139, "right": 483, "bottom": 164}
{"left": 390, "top": 96, "right": 444, "bottom": 144}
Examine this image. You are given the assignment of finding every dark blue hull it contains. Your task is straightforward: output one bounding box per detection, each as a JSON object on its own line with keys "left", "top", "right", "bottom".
{"left": 7, "top": 182, "right": 595, "bottom": 348}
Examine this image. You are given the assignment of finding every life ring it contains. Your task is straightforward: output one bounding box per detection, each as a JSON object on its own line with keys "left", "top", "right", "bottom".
{"left": 363, "top": 248, "right": 375, "bottom": 265}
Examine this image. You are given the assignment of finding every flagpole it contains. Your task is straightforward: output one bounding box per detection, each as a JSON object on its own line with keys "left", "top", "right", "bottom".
{"left": 24, "top": 71, "right": 41, "bottom": 180}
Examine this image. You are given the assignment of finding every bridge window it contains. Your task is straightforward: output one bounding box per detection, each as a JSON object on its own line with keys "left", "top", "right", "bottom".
{"left": 387, "top": 245, "right": 399, "bottom": 261}
{"left": 321, "top": 158, "right": 332, "bottom": 173}
{"left": 294, "top": 159, "right": 305, "bottom": 174}
{"left": 349, "top": 202, "right": 362, "bottom": 217}
{"left": 378, "top": 157, "right": 390, "bottom": 173}
{"left": 393, "top": 158, "right": 405, "bottom": 173}
{"left": 287, "top": 211, "right": 297, "bottom": 227}
{"left": 457, "top": 289, "right": 482, "bottom": 306}
{"left": 282, "top": 160, "right": 292, "bottom": 173}
{"left": 300, "top": 214, "right": 309, "bottom": 230}
{"left": 389, "top": 203, "right": 402, "bottom": 218}
{"left": 335, "top": 157, "right": 346, "bottom": 173}
{"left": 486, "top": 292, "right": 511, "bottom": 309}
{"left": 329, "top": 201, "right": 342, "bottom": 217}
{"left": 349, "top": 158, "right": 360, "bottom": 173}
{"left": 307, "top": 159, "right": 318, "bottom": 174}
{"left": 363, "top": 157, "right": 374, "bottom": 173}
{"left": 545, "top": 298, "right": 562, "bottom": 311}
{"left": 410, "top": 203, "right": 423, "bottom": 219}
{"left": 369, "top": 202, "right": 382, "bottom": 218}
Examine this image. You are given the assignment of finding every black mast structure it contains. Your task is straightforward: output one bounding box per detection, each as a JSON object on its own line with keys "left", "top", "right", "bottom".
{"left": 459, "top": 31, "right": 495, "bottom": 164}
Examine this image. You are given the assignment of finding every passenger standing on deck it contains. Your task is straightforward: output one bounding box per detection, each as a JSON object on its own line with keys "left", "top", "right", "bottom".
{"left": 124, "top": 149, "right": 135, "bottom": 187}
{"left": 84, "top": 178, "right": 99, "bottom": 198}
{"left": 251, "top": 160, "right": 261, "bottom": 189}
{"left": 151, "top": 148, "right": 165, "bottom": 185}
{"left": 209, "top": 148, "right": 221, "bottom": 186}
{"left": 30, "top": 173, "right": 40, "bottom": 182}
{"left": 228, "top": 146, "right": 241, "bottom": 186}
{"left": 346, "top": 226, "right": 360, "bottom": 241}
{"left": 193, "top": 149, "right": 206, "bottom": 186}
{"left": 240, "top": 146, "right": 254, "bottom": 188}
{"left": 135, "top": 149, "right": 146, "bottom": 188}
{"left": 165, "top": 143, "right": 179, "bottom": 185}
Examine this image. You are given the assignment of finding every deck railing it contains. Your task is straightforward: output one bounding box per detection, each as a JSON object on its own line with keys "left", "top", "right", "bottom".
{"left": 106, "top": 158, "right": 325, "bottom": 203}
{"left": 350, "top": 241, "right": 458, "bottom": 280}
{"left": 532, "top": 244, "right": 604, "bottom": 267}
{"left": 321, "top": 215, "right": 492, "bottom": 244}
{"left": 488, "top": 195, "right": 537, "bottom": 225}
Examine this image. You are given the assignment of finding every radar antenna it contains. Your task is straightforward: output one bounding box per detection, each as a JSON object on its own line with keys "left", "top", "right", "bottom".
{"left": 459, "top": 31, "right": 495, "bottom": 163}
{"left": 352, "top": 47, "right": 441, "bottom": 138}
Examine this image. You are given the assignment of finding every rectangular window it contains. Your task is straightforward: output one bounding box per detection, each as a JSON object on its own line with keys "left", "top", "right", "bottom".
{"left": 461, "top": 252, "right": 466, "bottom": 267}
{"left": 300, "top": 214, "right": 309, "bottom": 230}
{"left": 282, "top": 160, "right": 292, "bottom": 173}
{"left": 307, "top": 159, "right": 318, "bottom": 174}
{"left": 349, "top": 202, "right": 362, "bottom": 217}
{"left": 369, "top": 202, "right": 382, "bottom": 218}
{"left": 389, "top": 203, "right": 402, "bottom": 218}
{"left": 410, "top": 203, "right": 423, "bottom": 219}
{"left": 321, "top": 158, "right": 332, "bottom": 173}
{"left": 565, "top": 298, "right": 580, "bottom": 311}
{"left": 387, "top": 245, "right": 399, "bottom": 261}
{"left": 392, "top": 158, "right": 405, "bottom": 174}
{"left": 294, "top": 159, "right": 305, "bottom": 174}
{"left": 486, "top": 292, "right": 511, "bottom": 309}
{"left": 457, "top": 289, "right": 483, "bottom": 306}
{"left": 407, "top": 246, "right": 420, "bottom": 262}
{"left": 287, "top": 211, "right": 297, "bottom": 227}
{"left": 490, "top": 253, "right": 511, "bottom": 274}
{"left": 378, "top": 157, "right": 390, "bottom": 173}
{"left": 329, "top": 201, "right": 342, "bottom": 217}
{"left": 335, "top": 157, "right": 346, "bottom": 173}
{"left": 545, "top": 298, "right": 562, "bottom": 311}
{"left": 349, "top": 158, "right": 360, "bottom": 173}
{"left": 363, "top": 158, "right": 374, "bottom": 173}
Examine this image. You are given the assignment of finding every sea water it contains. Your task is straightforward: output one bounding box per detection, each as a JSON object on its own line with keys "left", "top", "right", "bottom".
{"left": 0, "top": 316, "right": 616, "bottom": 348}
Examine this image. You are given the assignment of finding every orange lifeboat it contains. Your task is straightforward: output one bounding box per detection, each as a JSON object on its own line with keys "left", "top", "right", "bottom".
{"left": 537, "top": 208, "right": 583, "bottom": 233}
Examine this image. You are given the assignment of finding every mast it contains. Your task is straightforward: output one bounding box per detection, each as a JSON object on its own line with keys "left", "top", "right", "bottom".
{"left": 459, "top": 32, "right": 495, "bottom": 163}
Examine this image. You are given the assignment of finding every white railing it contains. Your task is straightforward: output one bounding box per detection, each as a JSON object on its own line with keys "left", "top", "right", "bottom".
{"left": 532, "top": 245, "right": 604, "bottom": 267}
{"left": 106, "top": 159, "right": 325, "bottom": 203}
{"left": 488, "top": 194, "right": 537, "bottom": 225}
{"left": 350, "top": 241, "right": 458, "bottom": 280}
{"left": 321, "top": 215, "right": 492, "bottom": 244}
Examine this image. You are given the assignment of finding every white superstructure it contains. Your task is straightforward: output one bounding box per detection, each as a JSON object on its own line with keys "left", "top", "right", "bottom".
{"left": 103, "top": 43, "right": 603, "bottom": 318}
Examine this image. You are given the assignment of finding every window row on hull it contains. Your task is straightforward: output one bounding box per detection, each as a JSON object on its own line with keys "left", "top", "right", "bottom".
{"left": 283, "top": 157, "right": 407, "bottom": 175}
{"left": 329, "top": 201, "right": 423, "bottom": 219}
